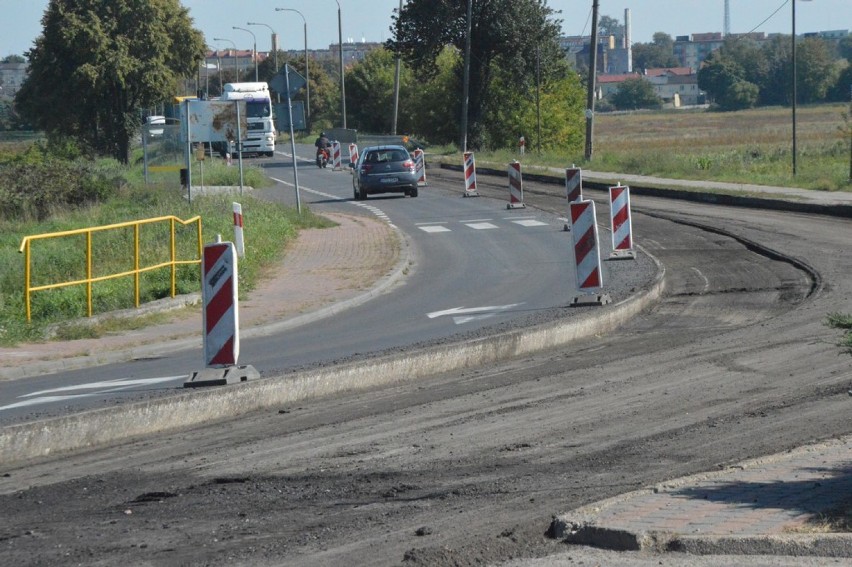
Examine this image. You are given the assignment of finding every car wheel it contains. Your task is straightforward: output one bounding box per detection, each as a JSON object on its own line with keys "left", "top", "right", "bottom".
{"left": 410, "top": 187, "right": 418, "bottom": 198}
{"left": 359, "top": 187, "right": 368, "bottom": 200}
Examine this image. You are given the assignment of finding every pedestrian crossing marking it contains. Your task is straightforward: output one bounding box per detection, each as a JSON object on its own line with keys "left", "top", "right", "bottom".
{"left": 511, "top": 219, "right": 548, "bottom": 227}
{"left": 419, "top": 225, "right": 452, "bottom": 233}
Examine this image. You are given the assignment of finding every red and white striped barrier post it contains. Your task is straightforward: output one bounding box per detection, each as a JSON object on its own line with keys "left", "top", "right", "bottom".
{"left": 507, "top": 160, "right": 526, "bottom": 209}
{"left": 348, "top": 143, "right": 359, "bottom": 167}
{"left": 233, "top": 202, "right": 245, "bottom": 258}
{"left": 463, "top": 151, "right": 479, "bottom": 197}
{"left": 565, "top": 165, "right": 582, "bottom": 203}
{"left": 609, "top": 183, "right": 635, "bottom": 259}
{"left": 413, "top": 148, "right": 427, "bottom": 186}
{"left": 185, "top": 238, "right": 259, "bottom": 387}
{"left": 331, "top": 140, "right": 342, "bottom": 170}
{"left": 569, "top": 200, "right": 611, "bottom": 306}
{"left": 202, "top": 241, "right": 239, "bottom": 367}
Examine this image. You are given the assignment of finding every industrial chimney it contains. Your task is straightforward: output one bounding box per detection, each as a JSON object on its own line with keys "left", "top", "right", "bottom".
{"left": 624, "top": 8, "right": 632, "bottom": 73}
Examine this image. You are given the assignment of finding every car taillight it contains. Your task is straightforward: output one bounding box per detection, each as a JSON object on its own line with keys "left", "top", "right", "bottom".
{"left": 403, "top": 160, "right": 415, "bottom": 172}
{"left": 360, "top": 164, "right": 373, "bottom": 174}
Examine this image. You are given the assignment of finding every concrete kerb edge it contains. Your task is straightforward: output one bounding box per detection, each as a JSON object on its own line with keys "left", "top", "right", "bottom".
{"left": 549, "top": 433, "right": 852, "bottom": 555}
{"left": 436, "top": 162, "right": 852, "bottom": 219}
{"left": 0, "top": 252, "right": 665, "bottom": 466}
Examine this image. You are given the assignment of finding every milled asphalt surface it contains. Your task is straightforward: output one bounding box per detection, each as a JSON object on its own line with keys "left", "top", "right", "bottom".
{"left": 3, "top": 168, "right": 852, "bottom": 564}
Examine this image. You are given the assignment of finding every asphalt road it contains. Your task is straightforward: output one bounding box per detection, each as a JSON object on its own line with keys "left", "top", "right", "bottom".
{"left": 0, "top": 163, "right": 849, "bottom": 566}
{"left": 0, "top": 148, "right": 654, "bottom": 423}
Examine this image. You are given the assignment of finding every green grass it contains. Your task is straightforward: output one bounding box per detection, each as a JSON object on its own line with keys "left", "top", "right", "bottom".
{"left": 0, "top": 160, "right": 333, "bottom": 347}
{"left": 826, "top": 312, "right": 852, "bottom": 352}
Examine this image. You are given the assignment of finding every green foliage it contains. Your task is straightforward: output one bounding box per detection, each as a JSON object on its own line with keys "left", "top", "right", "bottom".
{"left": 0, "top": 143, "right": 120, "bottom": 221}
{"left": 484, "top": 65, "right": 584, "bottom": 151}
{"left": 345, "top": 48, "right": 414, "bottom": 134}
{"left": 826, "top": 312, "right": 852, "bottom": 352}
{"left": 388, "top": 0, "right": 564, "bottom": 150}
{"left": 611, "top": 78, "right": 662, "bottom": 110}
{"left": 406, "top": 48, "right": 462, "bottom": 145}
{"left": 16, "top": 0, "right": 206, "bottom": 164}
{"left": 699, "top": 35, "right": 840, "bottom": 109}
{"left": 631, "top": 33, "right": 680, "bottom": 70}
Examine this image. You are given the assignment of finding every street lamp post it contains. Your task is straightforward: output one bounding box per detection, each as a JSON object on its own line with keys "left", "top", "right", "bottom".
{"left": 233, "top": 26, "right": 258, "bottom": 82}
{"left": 248, "top": 21, "right": 279, "bottom": 102}
{"left": 247, "top": 22, "right": 278, "bottom": 74}
{"left": 275, "top": 8, "right": 311, "bottom": 125}
{"left": 213, "top": 37, "right": 239, "bottom": 82}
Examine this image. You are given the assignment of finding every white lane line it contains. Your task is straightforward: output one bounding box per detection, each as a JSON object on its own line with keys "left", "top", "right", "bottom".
{"left": 460, "top": 218, "right": 492, "bottom": 223}
{"left": 416, "top": 222, "right": 447, "bottom": 225}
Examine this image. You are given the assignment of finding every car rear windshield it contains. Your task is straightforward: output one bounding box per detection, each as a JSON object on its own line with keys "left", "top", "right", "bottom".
{"left": 366, "top": 150, "right": 407, "bottom": 163}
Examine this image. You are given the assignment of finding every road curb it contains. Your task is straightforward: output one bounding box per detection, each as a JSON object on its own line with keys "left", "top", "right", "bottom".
{"left": 0, "top": 253, "right": 665, "bottom": 466}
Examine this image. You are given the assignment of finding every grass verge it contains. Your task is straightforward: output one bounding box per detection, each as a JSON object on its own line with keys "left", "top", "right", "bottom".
{"left": 0, "top": 164, "right": 333, "bottom": 347}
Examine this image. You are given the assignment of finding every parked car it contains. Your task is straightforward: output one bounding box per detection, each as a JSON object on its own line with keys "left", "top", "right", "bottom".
{"left": 351, "top": 145, "right": 419, "bottom": 200}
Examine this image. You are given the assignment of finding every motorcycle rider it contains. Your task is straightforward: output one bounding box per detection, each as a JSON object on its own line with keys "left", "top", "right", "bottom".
{"left": 315, "top": 132, "right": 331, "bottom": 152}
{"left": 315, "top": 131, "right": 331, "bottom": 167}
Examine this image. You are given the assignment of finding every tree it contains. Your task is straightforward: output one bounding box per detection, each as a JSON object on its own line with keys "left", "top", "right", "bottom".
{"left": 1, "top": 55, "right": 26, "bottom": 64}
{"left": 632, "top": 32, "right": 679, "bottom": 71}
{"left": 837, "top": 35, "right": 852, "bottom": 62}
{"left": 345, "top": 48, "right": 415, "bottom": 134}
{"left": 795, "top": 37, "right": 837, "bottom": 104}
{"left": 16, "top": 0, "right": 205, "bottom": 164}
{"left": 697, "top": 51, "right": 757, "bottom": 110}
{"left": 598, "top": 15, "right": 622, "bottom": 39}
{"left": 610, "top": 78, "right": 662, "bottom": 110}
{"left": 387, "top": 0, "right": 564, "bottom": 149}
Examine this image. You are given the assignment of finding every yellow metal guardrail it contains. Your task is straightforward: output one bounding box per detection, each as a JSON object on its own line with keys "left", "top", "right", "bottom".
{"left": 19, "top": 215, "right": 203, "bottom": 322}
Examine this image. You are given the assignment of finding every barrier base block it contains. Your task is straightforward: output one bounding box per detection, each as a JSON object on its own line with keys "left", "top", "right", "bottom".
{"left": 184, "top": 364, "right": 259, "bottom": 388}
{"left": 464, "top": 191, "right": 480, "bottom": 198}
{"left": 506, "top": 202, "right": 526, "bottom": 209}
{"left": 570, "top": 293, "right": 612, "bottom": 307}
{"left": 609, "top": 250, "right": 637, "bottom": 260}
{"left": 418, "top": 181, "right": 427, "bottom": 187}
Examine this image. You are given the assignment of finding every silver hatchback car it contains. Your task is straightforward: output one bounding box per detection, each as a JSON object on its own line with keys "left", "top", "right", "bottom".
{"left": 352, "top": 145, "right": 419, "bottom": 200}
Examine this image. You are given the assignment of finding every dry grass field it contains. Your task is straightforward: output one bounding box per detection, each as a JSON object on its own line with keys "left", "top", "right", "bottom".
{"left": 588, "top": 103, "right": 851, "bottom": 191}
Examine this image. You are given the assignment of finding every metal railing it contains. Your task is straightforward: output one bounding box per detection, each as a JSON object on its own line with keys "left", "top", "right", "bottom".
{"left": 19, "top": 215, "right": 203, "bottom": 322}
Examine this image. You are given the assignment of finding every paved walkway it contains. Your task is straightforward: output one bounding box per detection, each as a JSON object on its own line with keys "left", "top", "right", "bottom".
{"left": 549, "top": 435, "right": 852, "bottom": 559}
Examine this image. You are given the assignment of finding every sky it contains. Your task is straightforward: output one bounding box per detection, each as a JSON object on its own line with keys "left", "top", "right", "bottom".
{"left": 1, "top": 0, "right": 851, "bottom": 58}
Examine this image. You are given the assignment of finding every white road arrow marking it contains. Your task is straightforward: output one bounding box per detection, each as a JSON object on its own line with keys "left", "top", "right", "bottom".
{"left": 427, "top": 303, "right": 523, "bottom": 322}
{"left": 0, "top": 375, "right": 188, "bottom": 413}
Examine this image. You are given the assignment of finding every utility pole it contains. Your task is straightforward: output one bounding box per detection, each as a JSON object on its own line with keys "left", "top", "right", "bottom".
{"left": 392, "top": 0, "right": 403, "bottom": 135}
{"left": 460, "top": 0, "right": 472, "bottom": 152}
{"left": 584, "top": 0, "right": 599, "bottom": 161}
